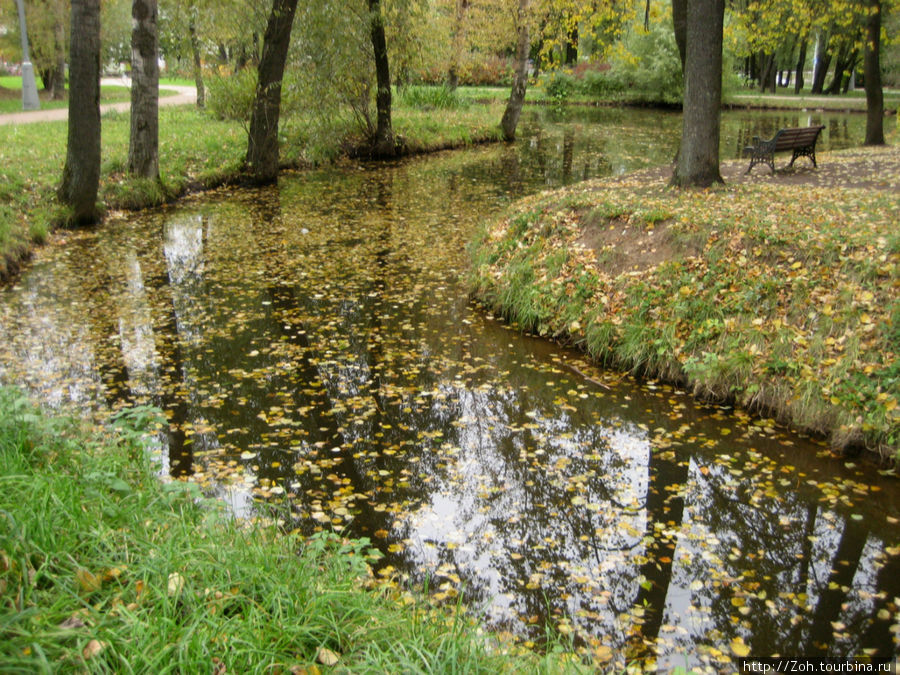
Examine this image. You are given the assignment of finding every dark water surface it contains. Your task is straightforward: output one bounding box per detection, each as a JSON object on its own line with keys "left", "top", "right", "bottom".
{"left": 2, "top": 107, "right": 898, "bottom": 669}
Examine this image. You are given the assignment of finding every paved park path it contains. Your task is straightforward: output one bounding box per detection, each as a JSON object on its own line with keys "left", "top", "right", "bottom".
{"left": 0, "top": 78, "right": 197, "bottom": 126}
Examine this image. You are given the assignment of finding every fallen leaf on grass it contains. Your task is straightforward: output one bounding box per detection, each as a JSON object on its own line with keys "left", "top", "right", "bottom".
{"left": 59, "top": 615, "right": 87, "bottom": 630}
{"left": 82, "top": 639, "right": 106, "bottom": 660}
{"left": 76, "top": 568, "right": 102, "bottom": 593}
{"left": 316, "top": 647, "right": 340, "bottom": 666}
{"left": 167, "top": 572, "right": 185, "bottom": 597}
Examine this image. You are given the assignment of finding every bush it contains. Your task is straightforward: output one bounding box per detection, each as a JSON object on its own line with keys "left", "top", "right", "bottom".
{"left": 545, "top": 70, "right": 576, "bottom": 100}
{"left": 579, "top": 69, "right": 626, "bottom": 98}
{"left": 206, "top": 69, "right": 257, "bottom": 125}
{"left": 607, "top": 23, "right": 683, "bottom": 104}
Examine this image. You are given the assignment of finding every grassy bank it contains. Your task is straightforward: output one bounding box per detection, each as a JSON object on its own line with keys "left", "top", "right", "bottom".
{"left": 469, "top": 146, "right": 900, "bottom": 459}
{"left": 0, "top": 388, "right": 577, "bottom": 673}
{"left": 0, "top": 99, "right": 504, "bottom": 283}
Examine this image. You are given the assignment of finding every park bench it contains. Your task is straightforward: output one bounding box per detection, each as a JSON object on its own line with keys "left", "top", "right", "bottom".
{"left": 744, "top": 125, "right": 826, "bottom": 174}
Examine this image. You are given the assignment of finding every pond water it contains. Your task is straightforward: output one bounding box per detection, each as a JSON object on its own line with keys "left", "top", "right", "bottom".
{"left": 2, "top": 107, "right": 898, "bottom": 669}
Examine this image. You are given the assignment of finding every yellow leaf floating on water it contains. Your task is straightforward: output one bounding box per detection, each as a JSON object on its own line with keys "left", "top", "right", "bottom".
{"left": 730, "top": 637, "right": 750, "bottom": 657}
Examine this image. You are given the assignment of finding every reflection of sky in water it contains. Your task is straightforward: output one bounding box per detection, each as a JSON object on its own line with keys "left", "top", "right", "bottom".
{"left": 1, "top": 123, "right": 899, "bottom": 665}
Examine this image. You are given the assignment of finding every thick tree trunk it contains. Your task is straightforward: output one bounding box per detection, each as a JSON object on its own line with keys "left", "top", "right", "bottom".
{"left": 794, "top": 38, "right": 807, "bottom": 93}
{"left": 245, "top": 0, "right": 299, "bottom": 184}
{"left": 672, "top": 0, "right": 686, "bottom": 71}
{"left": 128, "top": 0, "right": 160, "bottom": 180}
{"left": 188, "top": 8, "right": 206, "bottom": 108}
{"left": 500, "top": 0, "right": 529, "bottom": 141}
{"left": 368, "top": 0, "right": 394, "bottom": 156}
{"left": 670, "top": 0, "right": 724, "bottom": 188}
{"left": 58, "top": 0, "right": 101, "bottom": 225}
{"left": 863, "top": 0, "right": 884, "bottom": 145}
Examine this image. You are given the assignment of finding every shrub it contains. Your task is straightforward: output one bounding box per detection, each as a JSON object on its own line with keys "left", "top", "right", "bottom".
{"left": 545, "top": 70, "right": 576, "bottom": 100}
{"left": 207, "top": 69, "right": 257, "bottom": 126}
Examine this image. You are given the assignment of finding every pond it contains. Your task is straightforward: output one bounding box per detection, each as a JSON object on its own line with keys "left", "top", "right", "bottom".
{"left": 1, "top": 107, "right": 898, "bottom": 670}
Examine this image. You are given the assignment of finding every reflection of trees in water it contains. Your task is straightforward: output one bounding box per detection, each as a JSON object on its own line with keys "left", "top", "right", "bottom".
{"left": 676, "top": 457, "right": 893, "bottom": 657}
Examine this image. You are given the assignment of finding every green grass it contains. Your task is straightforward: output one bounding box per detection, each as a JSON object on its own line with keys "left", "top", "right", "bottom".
{"left": 470, "top": 146, "right": 900, "bottom": 458}
{"left": 0, "top": 388, "right": 586, "bottom": 673}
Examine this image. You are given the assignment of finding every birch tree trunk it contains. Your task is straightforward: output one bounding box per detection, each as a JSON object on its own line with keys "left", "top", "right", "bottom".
{"left": 128, "top": 0, "right": 160, "bottom": 180}
{"left": 500, "top": 0, "right": 529, "bottom": 142}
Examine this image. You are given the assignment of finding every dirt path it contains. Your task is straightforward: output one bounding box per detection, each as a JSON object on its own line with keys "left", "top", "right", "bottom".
{"left": 0, "top": 80, "right": 197, "bottom": 126}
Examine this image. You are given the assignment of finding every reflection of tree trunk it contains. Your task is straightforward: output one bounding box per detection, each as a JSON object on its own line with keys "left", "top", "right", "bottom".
{"left": 861, "top": 544, "right": 900, "bottom": 656}
{"left": 806, "top": 517, "right": 868, "bottom": 653}
{"left": 627, "top": 453, "right": 688, "bottom": 661}
{"left": 561, "top": 127, "right": 574, "bottom": 182}
{"left": 500, "top": 0, "right": 530, "bottom": 141}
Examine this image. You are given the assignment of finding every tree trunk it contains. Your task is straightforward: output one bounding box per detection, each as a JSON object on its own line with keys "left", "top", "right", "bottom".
{"left": 825, "top": 43, "right": 850, "bottom": 94}
{"left": 671, "top": 0, "right": 686, "bottom": 71}
{"left": 759, "top": 52, "right": 776, "bottom": 92}
{"left": 50, "top": 1, "right": 67, "bottom": 100}
{"left": 128, "top": 0, "right": 160, "bottom": 180}
{"left": 58, "top": 0, "right": 101, "bottom": 225}
{"left": 564, "top": 26, "right": 577, "bottom": 65}
{"left": 810, "top": 32, "right": 830, "bottom": 94}
{"left": 863, "top": 0, "right": 884, "bottom": 145}
{"left": 794, "top": 38, "right": 807, "bottom": 93}
{"left": 500, "top": 0, "right": 529, "bottom": 141}
{"left": 670, "top": 0, "right": 724, "bottom": 188}
{"left": 368, "top": 0, "right": 395, "bottom": 156}
{"left": 842, "top": 50, "right": 858, "bottom": 93}
{"left": 447, "top": 0, "right": 469, "bottom": 92}
{"left": 188, "top": 7, "right": 206, "bottom": 108}
{"left": 245, "top": 0, "right": 299, "bottom": 184}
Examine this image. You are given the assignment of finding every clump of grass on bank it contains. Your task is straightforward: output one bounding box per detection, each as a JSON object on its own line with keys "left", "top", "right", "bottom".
{"left": 0, "top": 388, "right": 580, "bottom": 673}
{"left": 470, "top": 146, "right": 900, "bottom": 459}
